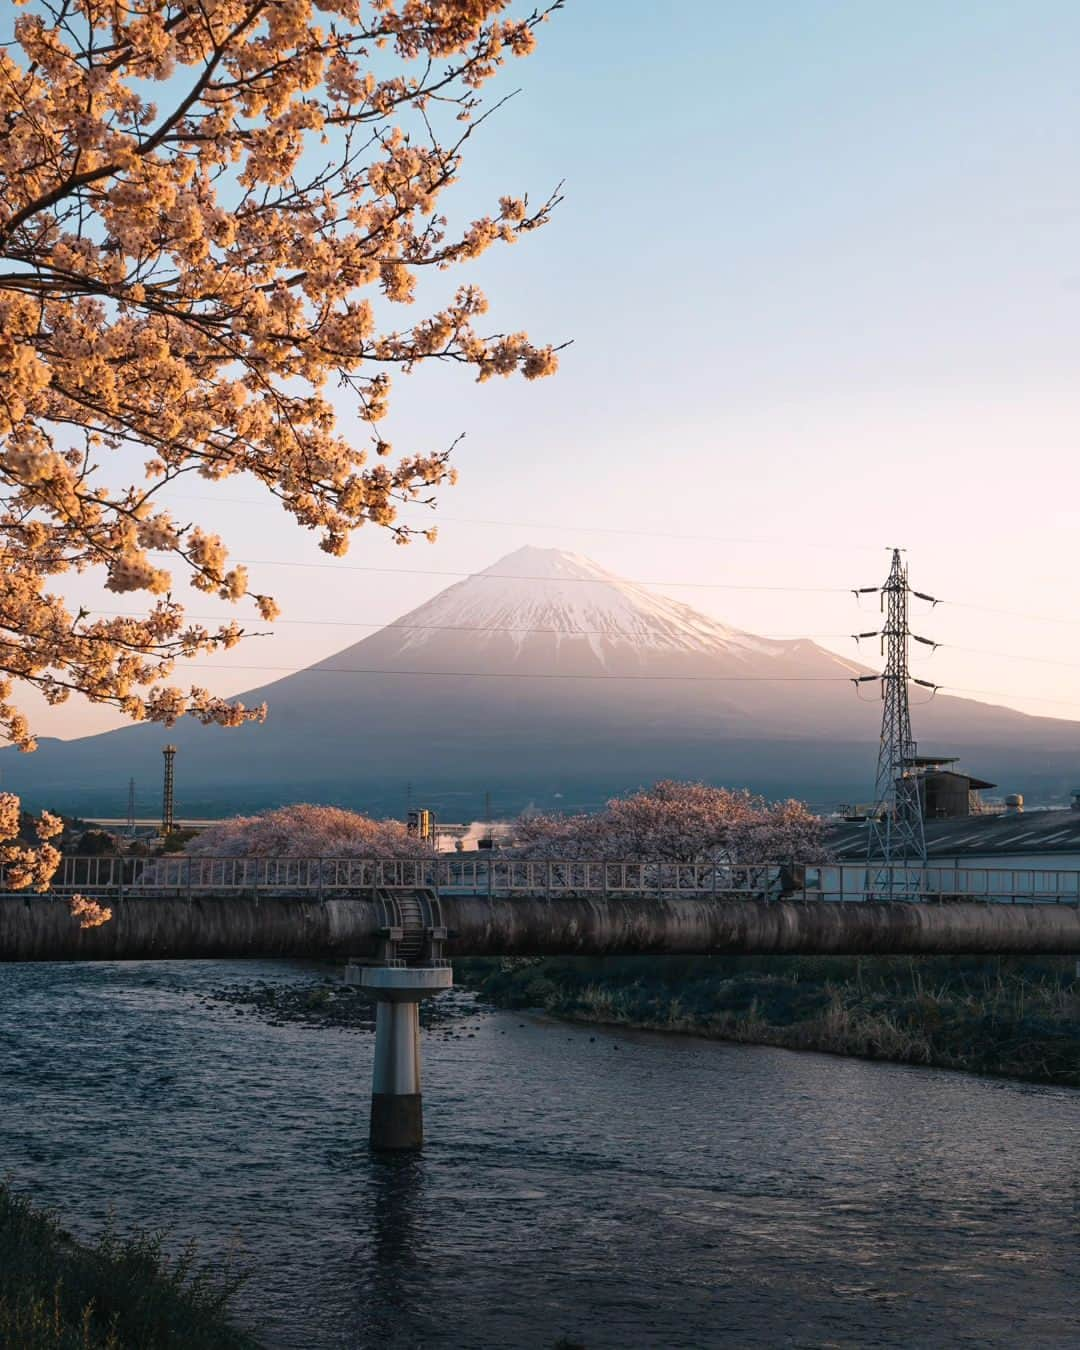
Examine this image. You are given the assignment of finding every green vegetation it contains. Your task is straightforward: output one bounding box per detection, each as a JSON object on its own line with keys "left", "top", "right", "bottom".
{"left": 459, "top": 954, "right": 1080, "bottom": 1088}
{"left": 0, "top": 1183, "right": 258, "bottom": 1350}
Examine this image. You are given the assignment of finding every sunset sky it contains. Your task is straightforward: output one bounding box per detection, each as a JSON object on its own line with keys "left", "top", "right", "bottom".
{"left": 27, "top": 0, "right": 1080, "bottom": 740}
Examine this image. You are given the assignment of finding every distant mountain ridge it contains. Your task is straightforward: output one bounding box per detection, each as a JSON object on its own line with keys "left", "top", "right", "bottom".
{"left": 4, "top": 546, "right": 1080, "bottom": 818}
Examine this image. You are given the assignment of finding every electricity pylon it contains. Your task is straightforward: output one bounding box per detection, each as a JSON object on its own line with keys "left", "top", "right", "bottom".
{"left": 852, "top": 549, "right": 939, "bottom": 896}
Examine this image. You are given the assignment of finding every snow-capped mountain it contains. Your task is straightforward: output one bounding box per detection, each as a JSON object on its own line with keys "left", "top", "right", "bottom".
{"left": 318, "top": 546, "right": 864, "bottom": 685}
{"left": 5, "top": 547, "right": 1080, "bottom": 817}
{"left": 379, "top": 546, "right": 788, "bottom": 660}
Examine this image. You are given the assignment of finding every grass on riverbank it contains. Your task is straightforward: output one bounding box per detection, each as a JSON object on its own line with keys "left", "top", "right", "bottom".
{"left": 0, "top": 1183, "right": 258, "bottom": 1350}
{"left": 458, "top": 954, "right": 1080, "bottom": 1087}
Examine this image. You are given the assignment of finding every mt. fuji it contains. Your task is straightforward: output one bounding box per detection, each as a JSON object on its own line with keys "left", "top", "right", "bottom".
{"left": 322, "top": 546, "right": 864, "bottom": 681}
{"left": 6, "top": 546, "right": 1080, "bottom": 817}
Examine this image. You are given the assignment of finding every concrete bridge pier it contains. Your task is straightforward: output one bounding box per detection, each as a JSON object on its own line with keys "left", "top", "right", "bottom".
{"left": 348, "top": 964, "right": 453, "bottom": 1150}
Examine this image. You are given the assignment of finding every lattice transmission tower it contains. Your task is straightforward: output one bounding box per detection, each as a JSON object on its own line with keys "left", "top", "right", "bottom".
{"left": 852, "top": 549, "right": 939, "bottom": 888}
{"left": 161, "top": 745, "right": 176, "bottom": 837}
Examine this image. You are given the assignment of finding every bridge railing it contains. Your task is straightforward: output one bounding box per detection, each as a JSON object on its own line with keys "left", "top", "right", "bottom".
{"left": 24, "top": 855, "right": 447, "bottom": 897}
{"left": 19, "top": 856, "right": 781, "bottom": 898}
{"left": 809, "top": 863, "right": 1080, "bottom": 904}
{"left": 4, "top": 856, "right": 1079, "bottom": 903}
{"left": 435, "top": 858, "right": 779, "bottom": 898}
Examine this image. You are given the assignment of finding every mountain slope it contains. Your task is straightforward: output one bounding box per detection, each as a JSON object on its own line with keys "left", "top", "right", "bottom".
{"left": 4, "top": 546, "right": 1080, "bottom": 816}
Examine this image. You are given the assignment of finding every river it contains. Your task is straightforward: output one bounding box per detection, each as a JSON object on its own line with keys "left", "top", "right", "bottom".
{"left": 0, "top": 960, "right": 1077, "bottom": 1348}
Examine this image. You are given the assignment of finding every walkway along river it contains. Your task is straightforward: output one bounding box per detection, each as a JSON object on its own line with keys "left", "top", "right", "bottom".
{"left": 0, "top": 959, "right": 1077, "bottom": 1348}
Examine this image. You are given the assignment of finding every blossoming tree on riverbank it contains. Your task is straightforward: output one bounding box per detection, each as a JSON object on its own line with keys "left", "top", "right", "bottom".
{"left": 184, "top": 804, "right": 415, "bottom": 859}
{"left": 512, "top": 781, "right": 829, "bottom": 864}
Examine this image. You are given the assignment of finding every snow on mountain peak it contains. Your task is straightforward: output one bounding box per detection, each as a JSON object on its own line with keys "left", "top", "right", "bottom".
{"left": 374, "top": 545, "right": 802, "bottom": 665}
{"left": 479, "top": 546, "right": 617, "bottom": 583}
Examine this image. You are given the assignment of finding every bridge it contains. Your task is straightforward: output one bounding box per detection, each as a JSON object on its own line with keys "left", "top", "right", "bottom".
{"left": 4, "top": 854, "right": 1079, "bottom": 1150}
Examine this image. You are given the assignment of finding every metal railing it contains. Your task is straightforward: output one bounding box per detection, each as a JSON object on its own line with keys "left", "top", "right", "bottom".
{"left": 3, "top": 856, "right": 1079, "bottom": 904}
{"left": 807, "top": 863, "right": 1080, "bottom": 904}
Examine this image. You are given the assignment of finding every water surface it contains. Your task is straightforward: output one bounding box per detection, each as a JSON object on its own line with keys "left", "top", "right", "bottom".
{"left": 0, "top": 961, "right": 1076, "bottom": 1348}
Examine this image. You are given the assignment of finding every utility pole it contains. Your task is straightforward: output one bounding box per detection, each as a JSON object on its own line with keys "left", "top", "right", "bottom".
{"left": 851, "top": 549, "right": 939, "bottom": 895}
{"left": 126, "top": 777, "right": 136, "bottom": 836}
{"left": 161, "top": 746, "right": 176, "bottom": 837}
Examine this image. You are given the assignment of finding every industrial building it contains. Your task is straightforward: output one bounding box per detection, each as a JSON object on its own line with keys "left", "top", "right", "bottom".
{"left": 831, "top": 792, "right": 1080, "bottom": 874}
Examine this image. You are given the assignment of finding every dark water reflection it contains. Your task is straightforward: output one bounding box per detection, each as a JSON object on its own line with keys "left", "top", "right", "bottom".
{"left": 0, "top": 960, "right": 1077, "bottom": 1348}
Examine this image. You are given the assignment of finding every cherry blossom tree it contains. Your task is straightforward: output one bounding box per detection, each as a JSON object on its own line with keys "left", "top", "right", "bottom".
{"left": 726, "top": 796, "right": 827, "bottom": 865}
{"left": 184, "top": 802, "right": 417, "bottom": 858}
{"left": 0, "top": 790, "right": 110, "bottom": 923}
{"left": 0, "top": 790, "right": 63, "bottom": 887}
{"left": 0, "top": 0, "right": 561, "bottom": 749}
{"left": 0, "top": 0, "right": 562, "bottom": 889}
{"left": 512, "top": 781, "right": 829, "bottom": 864}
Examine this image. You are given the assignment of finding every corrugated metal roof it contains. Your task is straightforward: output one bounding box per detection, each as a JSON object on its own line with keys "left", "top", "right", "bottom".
{"left": 829, "top": 809, "right": 1080, "bottom": 858}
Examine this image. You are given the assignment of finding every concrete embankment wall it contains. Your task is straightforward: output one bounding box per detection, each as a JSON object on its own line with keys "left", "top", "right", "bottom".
{"left": 2, "top": 894, "right": 1080, "bottom": 961}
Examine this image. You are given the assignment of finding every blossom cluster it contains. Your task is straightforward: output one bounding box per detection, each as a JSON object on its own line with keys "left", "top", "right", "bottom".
{"left": 0, "top": 790, "right": 63, "bottom": 889}
{"left": 511, "top": 781, "right": 830, "bottom": 865}
{"left": 0, "top": 789, "right": 111, "bottom": 923}
{"left": 182, "top": 802, "right": 418, "bottom": 859}
{"left": 0, "top": 0, "right": 561, "bottom": 745}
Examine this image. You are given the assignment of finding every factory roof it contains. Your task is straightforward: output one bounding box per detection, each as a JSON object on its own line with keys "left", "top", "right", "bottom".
{"left": 829, "top": 809, "right": 1080, "bottom": 859}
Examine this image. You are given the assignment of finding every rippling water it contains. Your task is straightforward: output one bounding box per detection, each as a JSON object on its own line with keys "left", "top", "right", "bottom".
{"left": 0, "top": 960, "right": 1077, "bottom": 1348}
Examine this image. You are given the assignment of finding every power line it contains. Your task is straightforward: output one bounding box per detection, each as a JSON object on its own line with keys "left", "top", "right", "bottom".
{"left": 233, "top": 558, "right": 849, "bottom": 593}
{"left": 171, "top": 662, "right": 855, "bottom": 683}
{"left": 122, "top": 656, "right": 1080, "bottom": 715}
{"left": 944, "top": 599, "right": 1080, "bottom": 628}
{"left": 220, "top": 556, "right": 1080, "bottom": 633}
{"left": 943, "top": 685, "right": 1080, "bottom": 709}
{"left": 89, "top": 607, "right": 1080, "bottom": 672}
{"left": 89, "top": 609, "right": 857, "bottom": 641}
{"left": 855, "top": 633, "right": 1080, "bottom": 675}
{"left": 937, "top": 644, "right": 1080, "bottom": 672}
{"left": 162, "top": 495, "right": 884, "bottom": 551}
{"left": 129, "top": 494, "right": 1080, "bottom": 627}
{"left": 159, "top": 658, "right": 1080, "bottom": 711}
{"left": 85, "top": 605, "right": 1080, "bottom": 677}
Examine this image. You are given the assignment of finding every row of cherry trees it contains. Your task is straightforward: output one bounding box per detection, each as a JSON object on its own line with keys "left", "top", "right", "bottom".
{"left": 177, "top": 782, "right": 829, "bottom": 863}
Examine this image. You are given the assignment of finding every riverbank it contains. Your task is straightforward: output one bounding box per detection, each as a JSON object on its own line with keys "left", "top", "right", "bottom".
{"left": 0, "top": 1183, "right": 257, "bottom": 1349}
{"left": 457, "top": 955, "right": 1080, "bottom": 1088}
{"left": 203, "top": 974, "right": 493, "bottom": 1039}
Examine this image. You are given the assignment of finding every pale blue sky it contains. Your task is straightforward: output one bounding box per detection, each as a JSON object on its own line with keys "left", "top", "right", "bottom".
{"left": 33, "top": 0, "right": 1080, "bottom": 737}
